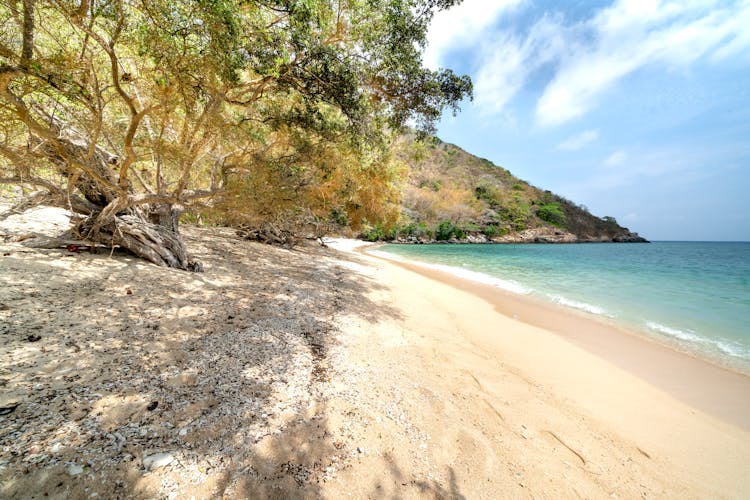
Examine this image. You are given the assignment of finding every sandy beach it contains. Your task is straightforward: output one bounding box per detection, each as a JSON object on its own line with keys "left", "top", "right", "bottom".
{"left": 1, "top": 207, "right": 749, "bottom": 498}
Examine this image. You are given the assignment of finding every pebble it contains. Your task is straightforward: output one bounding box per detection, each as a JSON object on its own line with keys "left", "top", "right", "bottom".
{"left": 67, "top": 463, "right": 84, "bottom": 476}
{"left": 143, "top": 452, "right": 175, "bottom": 471}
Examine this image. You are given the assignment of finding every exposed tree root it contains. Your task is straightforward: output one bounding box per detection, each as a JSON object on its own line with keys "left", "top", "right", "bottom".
{"left": 76, "top": 213, "right": 202, "bottom": 272}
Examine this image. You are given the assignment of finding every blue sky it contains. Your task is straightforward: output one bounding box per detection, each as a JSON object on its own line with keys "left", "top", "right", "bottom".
{"left": 425, "top": 0, "right": 750, "bottom": 241}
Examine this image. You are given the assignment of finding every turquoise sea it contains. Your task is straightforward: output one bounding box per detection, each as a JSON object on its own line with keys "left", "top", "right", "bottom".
{"left": 377, "top": 242, "right": 750, "bottom": 373}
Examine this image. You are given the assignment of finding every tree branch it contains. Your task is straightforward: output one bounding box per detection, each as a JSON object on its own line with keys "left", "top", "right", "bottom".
{"left": 21, "top": 0, "right": 35, "bottom": 69}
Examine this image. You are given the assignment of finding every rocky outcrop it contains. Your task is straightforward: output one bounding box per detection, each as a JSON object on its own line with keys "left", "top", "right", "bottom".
{"left": 612, "top": 232, "right": 649, "bottom": 243}
{"left": 492, "top": 227, "right": 578, "bottom": 243}
{"left": 391, "top": 226, "right": 648, "bottom": 244}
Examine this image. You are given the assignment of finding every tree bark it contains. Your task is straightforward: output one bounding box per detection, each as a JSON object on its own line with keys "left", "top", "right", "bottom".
{"left": 29, "top": 128, "right": 202, "bottom": 271}
{"left": 75, "top": 209, "right": 202, "bottom": 271}
{"left": 21, "top": 0, "right": 35, "bottom": 69}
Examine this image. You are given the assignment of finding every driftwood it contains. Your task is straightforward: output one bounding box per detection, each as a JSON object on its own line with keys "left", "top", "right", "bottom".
{"left": 236, "top": 223, "right": 301, "bottom": 249}
{"left": 19, "top": 233, "right": 99, "bottom": 250}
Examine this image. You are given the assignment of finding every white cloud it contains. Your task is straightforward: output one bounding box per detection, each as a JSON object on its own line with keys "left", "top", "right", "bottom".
{"left": 603, "top": 150, "right": 627, "bottom": 167}
{"left": 556, "top": 129, "right": 599, "bottom": 150}
{"left": 473, "top": 35, "right": 528, "bottom": 113}
{"left": 424, "top": 0, "right": 523, "bottom": 70}
{"left": 535, "top": 0, "right": 750, "bottom": 126}
{"left": 474, "top": 13, "right": 565, "bottom": 113}
{"left": 438, "top": 1, "right": 750, "bottom": 125}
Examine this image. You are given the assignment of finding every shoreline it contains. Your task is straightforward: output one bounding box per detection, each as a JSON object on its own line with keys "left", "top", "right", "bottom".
{"left": 367, "top": 243, "right": 750, "bottom": 377}
{"left": 360, "top": 243, "right": 750, "bottom": 432}
{"left": 332, "top": 240, "right": 750, "bottom": 496}
{"left": 2, "top": 209, "right": 749, "bottom": 497}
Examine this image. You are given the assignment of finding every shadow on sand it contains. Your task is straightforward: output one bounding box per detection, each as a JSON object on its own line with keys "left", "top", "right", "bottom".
{"left": 0, "top": 226, "right": 461, "bottom": 498}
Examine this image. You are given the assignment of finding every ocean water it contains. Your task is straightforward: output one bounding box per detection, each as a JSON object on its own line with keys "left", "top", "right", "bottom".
{"left": 377, "top": 242, "right": 750, "bottom": 373}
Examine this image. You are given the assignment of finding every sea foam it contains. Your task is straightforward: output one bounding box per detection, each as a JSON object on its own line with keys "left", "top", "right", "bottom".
{"left": 369, "top": 250, "right": 531, "bottom": 295}
{"left": 646, "top": 321, "right": 748, "bottom": 360}
{"left": 549, "top": 295, "right": 608, "bottom": 316}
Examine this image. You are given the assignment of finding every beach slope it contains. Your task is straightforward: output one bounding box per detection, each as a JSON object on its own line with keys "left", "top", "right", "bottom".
{"left": 1, "top": 209, "right": 748, "bottom": 498}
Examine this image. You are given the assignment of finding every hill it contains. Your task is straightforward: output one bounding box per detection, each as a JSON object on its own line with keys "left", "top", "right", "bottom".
{"left": 365, "top": 135, "right": 647, "bottom": 243}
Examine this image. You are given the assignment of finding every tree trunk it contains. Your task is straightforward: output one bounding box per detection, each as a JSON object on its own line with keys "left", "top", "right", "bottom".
{"left": 30, "top": 124, "right": 202, "bottom": 271}
{"left": 75, "top": 206, "right": 202, "bottom": 271}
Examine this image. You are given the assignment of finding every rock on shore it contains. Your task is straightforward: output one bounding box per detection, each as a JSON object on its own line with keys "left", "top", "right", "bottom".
{"left": 392, "top": 226, "right": 648, "bottom": 244}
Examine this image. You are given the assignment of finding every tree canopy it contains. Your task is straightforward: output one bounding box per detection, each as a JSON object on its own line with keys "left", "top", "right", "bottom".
{"left": 0, "top": 0, "right": 471, "bottom": 268}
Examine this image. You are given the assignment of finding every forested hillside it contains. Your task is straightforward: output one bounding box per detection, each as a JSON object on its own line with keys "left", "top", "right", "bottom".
{"left": 362, "top": 134, "right": 647, "bottom": 243}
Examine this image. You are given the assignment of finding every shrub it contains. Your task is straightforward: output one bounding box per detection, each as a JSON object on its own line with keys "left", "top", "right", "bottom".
{"left": 361, "top": 224, "right": 386, "bottom": 241}
{"left": 484, "top": 225, "right": 507, "bottom": 238}
{"left": 435, "top": 220, "right": 456, "bottom": 240}
{"left": 474, "top": 182, "right": 501, "bottom": 207}
{"left": 536, "top": 202, "right": 567, "bottom": 227}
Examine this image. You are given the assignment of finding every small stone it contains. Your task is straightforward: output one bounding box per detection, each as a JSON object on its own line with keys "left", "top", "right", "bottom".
{"left": 67, "top": 464, "right": 84, "bottom": 476}
{"left": 50, "top": 442, "right": 62, "bottom": 453}
{"left": 178, "top": 428, "right": 188, "bottom": 436}
{"left": 143, "top": 452, "right": 174, "bottom": 471}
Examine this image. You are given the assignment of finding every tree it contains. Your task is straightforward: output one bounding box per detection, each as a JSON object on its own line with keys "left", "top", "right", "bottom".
{"left": 536, "top": 202, "right": 567, "bottom": 228}
{"left": 0, "top": 0, "right": 471, "bottom": 269}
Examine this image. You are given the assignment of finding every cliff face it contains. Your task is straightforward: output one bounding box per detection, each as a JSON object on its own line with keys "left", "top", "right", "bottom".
{"left": 383, "top": 135, "right": 647, "bottom": 243}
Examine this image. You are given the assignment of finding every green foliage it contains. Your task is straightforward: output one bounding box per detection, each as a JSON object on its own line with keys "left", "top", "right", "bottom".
{"left": 361, "top": 224, "right": 388, "bottom": 242}
{"left": 393, "top": 221, "right": 432, "bottom": 239}
{"left": 408, "top": 140, "right": 431, "bottom": 164}
{"left": 419, "top": 179, "right": 442, "bottom": 191}
{"left": 493, "top": 197, "right": 530, "bottom": 231}
{"left": 483, "top": 225, "right": 507, "bottom": 238}
{"left": 536, "top": 202, "right": 567, "bottom": 228}
{"left": 0, "top": 0, "right": 472, "bottom": 242}
{"left": 435, "top": 220, "right": 466, "bottom": 240}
